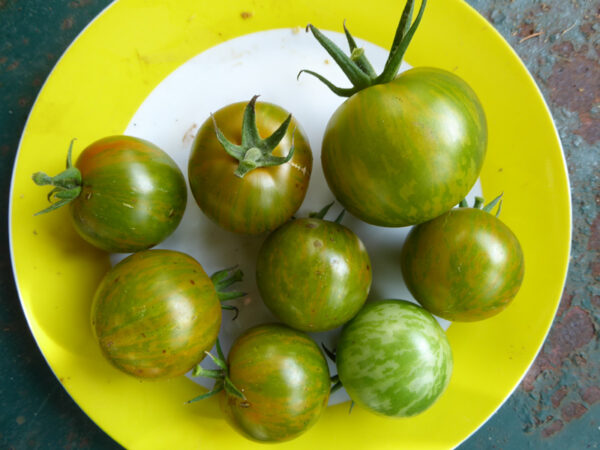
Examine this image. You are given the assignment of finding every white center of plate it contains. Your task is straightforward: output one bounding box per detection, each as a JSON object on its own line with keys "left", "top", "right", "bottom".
{"left": 119, "top": 28, "right": 480, "bottom": 405}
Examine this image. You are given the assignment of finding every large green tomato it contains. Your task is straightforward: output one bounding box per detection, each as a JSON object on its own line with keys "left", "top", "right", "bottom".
{"left": 322, "top": 67, "right": 487, "bottom": 227}
{"left": 401, "top": 206, "right": 525, "bottom": 321}
{"left": 220, "top": 324, "right": 330, "bottom": 442}
{"left": 337, "top": 300, "right": 453, "bottom": 417}
{"left": 33, "top": 135, "right": 187, "bottom": 253}
{"left": 91, "top": 250, "right": 222, "bottom": 379}
{"left": 188, "top": 98, "right": 312, "bottom": 234}
{"left": 256, "top": 217, "right": 371, "bottom": 332}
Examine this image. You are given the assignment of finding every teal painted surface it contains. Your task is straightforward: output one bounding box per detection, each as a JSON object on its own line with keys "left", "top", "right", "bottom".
{"left": 1, "top": 1, "right": 598, "bottom": 448}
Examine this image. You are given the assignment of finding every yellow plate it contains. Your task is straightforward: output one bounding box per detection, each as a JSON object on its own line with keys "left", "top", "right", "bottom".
{"left": 10, "top": 0, "right": 570, "bottom": 448}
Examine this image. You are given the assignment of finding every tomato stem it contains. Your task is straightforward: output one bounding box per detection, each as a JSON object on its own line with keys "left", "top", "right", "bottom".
{"left": 482, "top": 193, "right": 503, "bottom": 217}
{"left": 331, "top": 380, "right": 344, "bottom": 394}
{"left": 321, "top": 342, "right": 337, "bottom": 362}
{"left": 189, "top": 339, "right": 248, "bottom": 404}
{"left": 32, "top": 139, "right": 83, "bottom": 215}
{"left": 309, "top": 202, "right": 335, "bottom": 220}
{"left": 299, "top": 0, "right": 428, "bottom": 96}
{"left": 334, "top": 209, "right": 346, "bottom": 224}
{"left": 308, "top": 203, "right": 346, "bottom": 224}
{"left": 459, "top": 193, "right": 503, "bottom": 217}
{"left": 344, "top": 20, "right": 377, "bottom": 78}
{"left": 211, "top": 266, "right": 244, "bottom": 290}
{"left": 212, "top": 95, "right": 296, "bottom": 178}
{"left": 186, "top": 382, "right": 224, "bottom": 403}
{"left": 210, "top": 266, "right": 246, "bottom": 317}
{"left": 192, "top": 367, "right": 223, "bottom": 379}
{"left": 376, "top": 0, "right": 427, "bottom": 84}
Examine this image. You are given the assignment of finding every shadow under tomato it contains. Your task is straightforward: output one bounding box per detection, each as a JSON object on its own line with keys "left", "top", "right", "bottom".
{"left": 25, "top": 211, "right": 110, "bottom": 356}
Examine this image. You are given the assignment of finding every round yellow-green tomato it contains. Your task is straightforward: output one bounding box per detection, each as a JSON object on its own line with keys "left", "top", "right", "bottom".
{"left": 33, "top": 135, "right": 187, "bottom": 253}
{"left": 188, "top": 98, "right": 312, "bottom": 235}
{"left": 322, "top": 67, "right": 487, "bottom": 227}
{"left": 401, "top": 207, "right": 525, "bottom": 321}
{"left": 220, "top": 324, "right": 330, "bottom": 442}
{"left": 91, "top": 249, "right": 221, "bottom": 379}
{"left": 337, "top": 300, "right": 453, "bottom": 417}
{"left": 256, "top": 217, "right": 372, "bottom": 332}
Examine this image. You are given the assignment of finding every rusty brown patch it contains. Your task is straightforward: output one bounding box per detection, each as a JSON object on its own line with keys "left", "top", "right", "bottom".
{"left": 581, "top": 386, "right": 600, "bottom": 405}
{"left": 551, "top": 386, "right": 568, "bottom": 408}
{"left": 592, "top": 260, "right": 600, "bottom": 279}
{"left": 547, "top": 44, "right": 600, "bottom": 144}
{"left": 580, "top": 22, "right": 595, "bottom": 39}
{"left": 6, "top": 60, "right": 19, "bottom": 71}
{"left": 561, "top": 402, "right": 588, "bottom": 422}
{"left": 541, "top": 419, "right": 564, "bottom": 438}
{"left": 61, "top": 16, "right": 74, "bottom": 30}
{"left": 69, "top": 0, "right": 93, "bottom": 7}
{"left": 522, "top": 306, "right": 595, "bottom": 391}
{"left": 545, "top": 306, "right": 595, "bottom": 366}
{"left": 522, "top": 355, "right": 553, "bottom": 392}
{"left": 241, "top": 11, "right": 253, "bottom": 20}
{"left": 517, "top": 22, "right": 537, "bottom": 38}
{"left": 556, "top": 291, "right": 574, "bottom": 318}
{"left": 552, "top": 41, "right": 574, "bottom": 58}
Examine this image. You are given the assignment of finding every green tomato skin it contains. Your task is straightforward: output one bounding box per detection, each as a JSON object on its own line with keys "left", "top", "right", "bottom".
{"left": 220, "top": 324, "right": 330, "bottom": 442}
{"left": 337, "top": 300, "right": 453, "bottom": 417}
{"left": 401, "top": 208, "right": 525, "bottom": 321}
{"left": 91, "top": 250, "right": 222, "bottom": 379}
{"left": 256, "top": 218, "right": 372, "bottom": 332}
{"left": 188, "top": 101, "right": 313, "bottom": 235}
{"left": 70, "top": 135, "right": 187, "bottom": 253}
{"left": 321, "top": 67, "right": 487, "bottom": 227}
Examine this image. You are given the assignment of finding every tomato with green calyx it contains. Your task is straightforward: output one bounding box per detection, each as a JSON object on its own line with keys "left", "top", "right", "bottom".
{"left": 401, "top": 195, "right": 525, "bottom": 321}
{"left": 32, "top": 136, "right": 187, "bottom": 253}
{"left": 300, "top": 0, "right": 487, "bottom": 226}
{"left": 189, "top": 324, "right": 330, "bottom": 442}
{"left": 336, "top": 300, "right": 453, "bottom": 417}
{"left": 188, "top": 96, "right": 312, "bottom": 235}
{"left": 256, "top": 203, "right": 371, "bottom": 332}
{"left": 91, "top": 249, "right": 244, "bottom": 379}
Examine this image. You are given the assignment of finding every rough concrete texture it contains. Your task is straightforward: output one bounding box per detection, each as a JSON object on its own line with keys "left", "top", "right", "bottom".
{"left": 0, "top": 0, "right": 598, "bottom": 449}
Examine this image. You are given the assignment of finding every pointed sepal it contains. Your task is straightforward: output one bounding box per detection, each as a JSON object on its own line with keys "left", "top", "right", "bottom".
{"left": 211, "top": 96, "right": 296, "bottom": 178}
{"left": 301, "top": 0, "right": 428, "bottom": 96}
{"left": 32, "top": 139, "right": 83, "bottom": 215}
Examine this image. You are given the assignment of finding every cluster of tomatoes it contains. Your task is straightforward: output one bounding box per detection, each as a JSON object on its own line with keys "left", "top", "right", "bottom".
{"left": 33, "top": 0, "right": 524, "bottom": 444}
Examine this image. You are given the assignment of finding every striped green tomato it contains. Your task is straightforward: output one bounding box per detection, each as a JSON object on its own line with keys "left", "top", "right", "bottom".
{"left": 188, "top": 99, "right": 312, "bottom": 235}
{"left": 33, "top": 135, "right": 187, "bottom": 253}
{"left": 91, "top": 250, "right": 222, "bottom": 379}
{"left": 321, "top": 67, "right": 487, "bottom": 227}
{"left": 401, "top": 207, "right": 525, "bottom": 321}
{"left": 337, "top": 300, "right": 452, "bottom": 417}
{"left": 256, "top": 217, "right": 371, "bottom": 332}
{"left": 220, "top": 324, "right": 330, "bottom": 442}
